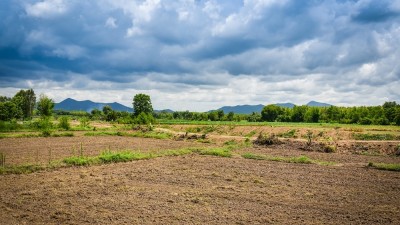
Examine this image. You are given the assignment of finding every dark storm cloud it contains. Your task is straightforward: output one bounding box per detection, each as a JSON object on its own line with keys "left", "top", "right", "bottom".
{"left": 0, "top": 0, "right": 399, "bottom": 110}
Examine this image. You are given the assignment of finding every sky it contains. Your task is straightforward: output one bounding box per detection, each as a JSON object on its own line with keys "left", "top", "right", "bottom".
{"left": 0, "top": 0, "right": 400, "bottom": 111}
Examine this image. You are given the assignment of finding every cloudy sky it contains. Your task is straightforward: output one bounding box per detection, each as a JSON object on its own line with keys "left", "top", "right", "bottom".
{"left": 0, "top": 0, "right": 399, "bottom": 111}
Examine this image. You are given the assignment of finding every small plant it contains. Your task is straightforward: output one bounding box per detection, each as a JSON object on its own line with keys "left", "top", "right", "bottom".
{"left": 41, "top": 129, "right": 52, "bottom": 137}
{"left": 277, "top": 129, "right": 297, "bottom": 138}
{"left": 58, "top": 116, "right": 71, "bottom": 130}
{"left": 306, "top": 130, "right": 313, "bottom": 146}
{"left": 323, "top": 144, "right": 336, "bottom": 153}
{"left": 368, "top": 162, "right": 400, "bottom": 171}
{"left": 0, "top": 152, "right": 5, "bottom": 167}
{"left": 198, "top": 148, "right": 232, "bottom": 157}
{"left": 244, "top": 130, "right": 257, "bottom": 138}
{"left": 253, "top": 133, "right": 280, "bottom": 145}
{"left": 80, "top": 117, "right": 90, "bottom": 128}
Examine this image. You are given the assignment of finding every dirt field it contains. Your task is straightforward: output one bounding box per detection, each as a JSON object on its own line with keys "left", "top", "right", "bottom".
{"left": 1, "top": 150, "right": 400, "bottom": 224}
{"left": 1, "top": 125, "right": 400, "bottom": 224}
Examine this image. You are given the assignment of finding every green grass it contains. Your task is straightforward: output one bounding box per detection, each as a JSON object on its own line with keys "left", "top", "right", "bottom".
{"left": 197, "top": 148, "right": 232, "bottom": 157}
{"left": 84, "top": 131, "right": 172, "bottom": 139}
{"left": 368, "top": 162, "right": 400, "bottom": 171}
{"left": 0, "top": 164, "right": 46, "bottom": 174}
{"left": 352, "top": 133, "right": 399, "bottom": 140}
{"left": 242, "top": 153, "right": 335, "bottom": 165}
{"left": 353, "top": 133, "right": 399, "bottom": 140}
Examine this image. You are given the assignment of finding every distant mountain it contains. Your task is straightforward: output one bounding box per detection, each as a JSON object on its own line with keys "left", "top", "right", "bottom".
{"left": 55, "top": 98, "right": 133, "bottom": 112}
{"left": 216, "top": 104, "right": 265, "bottom": 114}
{"left": 275, "top": 103, "right": 296, "bottom": 108}
{"left": 306, "top": 101, "right": 332, "bottom": 107}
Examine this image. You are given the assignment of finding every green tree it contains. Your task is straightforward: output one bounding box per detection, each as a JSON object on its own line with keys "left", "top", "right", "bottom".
{"left": 37, "top": 94, "right": 55, "bottom": 118}
{"left": 12, "top": 89, "right": 36, "bottom": 119}
{"left": 102, "top": 105, "right": 117, "bottom": 121}
{"left": 133, "top": 94, "right": 153, "bottom": 116}
{"left": 304, "top": 107, "right": 320, "bottom": 123}
{"left": 261, "top": 104, "right": 283, "bottom": 122}
{"left": 0, "top": 101, "right": 19, "bottom": 121}
{"left": 0, "top": 96, "right": 11, "bottom": 102}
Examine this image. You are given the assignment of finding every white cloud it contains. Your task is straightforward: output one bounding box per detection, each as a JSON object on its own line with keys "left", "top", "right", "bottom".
{"left": 105, "top": 17, "right": 117, "bottom": 28}
{"left": 25, "top": 0, "right": 68, "bottom": 18}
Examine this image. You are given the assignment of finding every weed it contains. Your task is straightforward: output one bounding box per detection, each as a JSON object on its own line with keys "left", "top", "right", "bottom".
{"left": 99, "top": 151, "right": 153, "bottom": 163}
{"left": 323, "top": 145, "right": 336, "bottom": 153}
{"left": 58, "top": 116, "right": 71, "bottom": 130}
{"left": 306, "top": 130, "right": 313, "bottom": 146}
{"left": 242, "top": 153, "right": 333, "bottom": 165}
{"left": 368, "top": 162, "right": 400, "bottom": 171}
{"left": 277, "top": 129, "right": 297, "bottom": 138}
{"left": 0, "top": 152, "right": 5, "bottom": 167}
{"left": 244, "top": 130, "right": 257, "bottom": 138}
{"left": 197, "top": 148, "right": 232, "bottom": 157}
{"left": 0, "top": 164, "right": 45, "bottom": 174}
{"left": 63, "top": 156, "right": 95, "bottom": 166}
{"left": 352, "top": 133, "right": 399, "bottom": 141}
{"left": 254, "top": 133, "right": 280, "bottom": 145}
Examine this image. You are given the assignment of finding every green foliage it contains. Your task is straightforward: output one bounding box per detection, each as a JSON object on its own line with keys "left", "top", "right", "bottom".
{"left": 12, "top": 89, "right": 36, "bottom": 119}
{"left": 368, "top": 162, "right": 400, "bottom": 172}
{"left": 0, "top": 164, "right": 46, "bottom": 175}
{"left": 0, "top": 101, "right": 19, "bottom": 121}
{"left": 133, "top": 93, "right": 153, "bottom": 116}
{"left": 261, "top": 104, "right": 283, "bottom": 122}
{"left": 58, "top": 116, "right": 71, "bottom": 130}
{"left": 197, "top": 148, "right": 232, "bottom": 157}
{"left": 134, "top": 112, "right": 155, "bottom": 125}
{"left": 79, "top": 117, "right": 90, "bottom": 128}
{"left": 242, "top": 153, "right": 329, "bottom": 165}
{"left": 84, "top": 131, "right": 172, "bottom": 139}
{"left": 352, "top": 133, "right": 399, "bottom": 140}
{"left": 254, "top": 133, "right": 280, "bottom": 145}
{"left": 37, "top": 94, "right": 55, "bottom": 118}
{"left": 0, "top": 120, "right": 23, "bottom": 131}
{"left": 277, "top": 129, "right": 297, "bottom": 138}
{"left": 99, "top": 150, "right": 153, "bottom": 163}
{"left": 102, "top": 105, "right": 117, "bottom": 121}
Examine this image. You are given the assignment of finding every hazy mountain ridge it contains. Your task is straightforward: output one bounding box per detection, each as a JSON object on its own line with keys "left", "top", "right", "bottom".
{"left": 55, "top": 98, "right": 332, "bottom": 114}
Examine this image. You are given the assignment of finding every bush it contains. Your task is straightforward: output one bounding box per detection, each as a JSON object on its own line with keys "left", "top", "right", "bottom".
{"left": 253, "top": 133, "right": 280, "bottom": 145}
{"left": 58, "top": 116, "right": 71, "bottom": 130}
{"left": 134, "top": 112, "right": 155, "bottom": 125}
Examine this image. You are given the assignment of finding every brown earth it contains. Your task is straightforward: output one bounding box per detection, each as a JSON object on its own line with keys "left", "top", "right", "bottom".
{"left": 0, "top": 136, "right": 208, "bottom": 166}
{"left": 1, "top": 150, "right": 400, "bottom": 224}
{"left": 1, "top": 127, "right": 400, "bottom": 224}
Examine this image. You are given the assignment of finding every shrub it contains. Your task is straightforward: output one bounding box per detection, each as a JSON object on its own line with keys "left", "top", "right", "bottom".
{"left": 253, "top": 133, "right": 280, "bottom": 145}
{"left": 58, "top": 116, "right": 71, "bottom": 130}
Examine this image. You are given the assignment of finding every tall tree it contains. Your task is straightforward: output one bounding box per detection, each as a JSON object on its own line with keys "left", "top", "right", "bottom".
{"left": 37, "top": 94, "right": 55, "bottom": 118}
{"left": 12, "top": 89, "right": 36, "bottom": 119}
{"left": 132, "top": 94, "right": 153, "bottom": 116}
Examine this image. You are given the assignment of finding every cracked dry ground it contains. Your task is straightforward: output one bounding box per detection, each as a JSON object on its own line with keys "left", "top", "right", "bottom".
{"left": 1, "top": 144, "right": 400, "bottom": 225}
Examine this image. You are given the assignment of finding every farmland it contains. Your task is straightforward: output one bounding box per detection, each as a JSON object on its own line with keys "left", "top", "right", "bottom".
{"left": 1, "top": 122, "right": 400, "bottom": 224}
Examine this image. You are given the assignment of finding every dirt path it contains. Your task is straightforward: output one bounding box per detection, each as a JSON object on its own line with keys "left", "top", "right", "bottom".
{"left": 1, "top": 154, "right": 399, "bottom": 224}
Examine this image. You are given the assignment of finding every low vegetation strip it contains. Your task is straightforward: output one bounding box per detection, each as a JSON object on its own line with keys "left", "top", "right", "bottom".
{"left": 84, "top": 131, "right": 172, "bottom": 139}
{"left": 241, "top": 153, "right": 336, "bottom": 166}
{"left": 368, "top": 162, "right": 400, "bottom": 171}
{"left": 242, "top": 153, "right": 312, "bottom": 164}
{"left": 352, "top": 133, "right": 400, "bottom": 141}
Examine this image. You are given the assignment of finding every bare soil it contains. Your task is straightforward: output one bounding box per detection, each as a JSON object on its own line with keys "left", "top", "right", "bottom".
{"left": 1, "top": 126, "right": 400, "bottom": 224}
{"left": 0, "top": 136, "right": 207, "bottom": 165}
{"left": 1, "top": 151, "right": 400, "bottom": 224}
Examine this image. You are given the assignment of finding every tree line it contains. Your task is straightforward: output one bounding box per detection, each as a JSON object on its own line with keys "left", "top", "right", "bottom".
{"left": 1, "top": 89, "right": 399, "bottom": 125}
{"left": 155, "top": 102, "right": 400, "bottom": 125}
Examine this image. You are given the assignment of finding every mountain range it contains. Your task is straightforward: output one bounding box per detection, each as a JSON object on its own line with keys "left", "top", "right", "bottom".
{"left": 55, "top": 98, "right": 332, "bottom": 114}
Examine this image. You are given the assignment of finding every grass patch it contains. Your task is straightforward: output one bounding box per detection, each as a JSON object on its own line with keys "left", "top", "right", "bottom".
{"left": 242, "top": 153, "right": 335, "bottom": 165}
{"left": 368, "top": 162, "right": 400, "bottom": 171}
{"left": 84, "top": 131, "right": 172, "bottom": 139}
{"left": 99, "top": 150, "right": 154, "bottom": 163}
{"left": 63, "top": 156, "right": 97, "bottom": 166}
{"left": 244, "top": 130, "right": 257, "bottom": 138}
{"left": 277, "top": 129, "right": 297, "bottom": 138}
{"left": 352, "top": 133, "right": 399, "bottom": 140}
{"left": 197, "top": 148, "right": 232, "bottom": 157}
{"left": 0, "top": 164, "right": 46, "bottom": 175}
